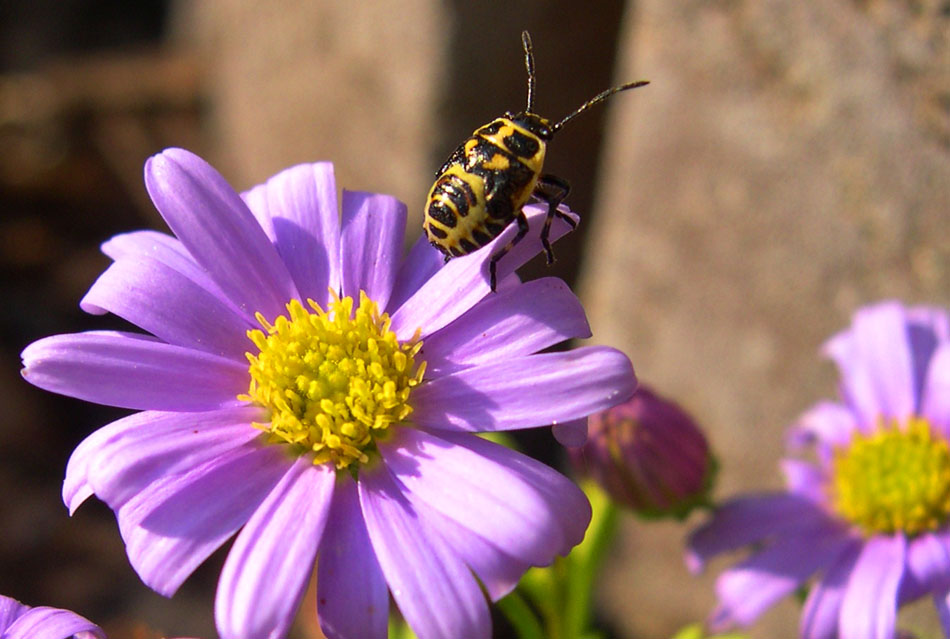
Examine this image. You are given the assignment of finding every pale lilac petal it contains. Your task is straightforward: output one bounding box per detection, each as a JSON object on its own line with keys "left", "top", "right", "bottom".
{"left": 359, "top": 465, "right": 490, "bottom": 639}
{"left": 4, "top": 606, "right": 104, "bottom": 639}
{"left": 419, "top": 277, "right": 591, "bottom": 374}
{"left": 216, "top": 458, "right": 335, "bottom": 639}
{"left": 22, "top": 331, "right": 248, "bottom": 411}
{"left": 144, "top": 148, "right": 298, "bottom": 320}
{"left": 390, "top": 204, "right": 579, "bottom": 341}
{"left": 242, "top": 162, "right": 341, "bottom": 306}
{"left": 387, "top": 232, "right": 446, "bottom": 313}
{"left": 80, "top": 256, "right": 254, "bottom": 361}
{"left": 494, "top": 270, "right": 522, "bottom": 293}
{"left": 922, "top": 345, "right": 950, "bottom": 431}
{"left": 552, "top": 418, "right": 589, "bottom": 447}
{"left": 839, "top": 534, "right": 906, "bottom": 639}
{"left": 800, "top": 542, "right": 862, "bottom": 639}
{"left": 380, "top": 428, "right": 587, "bottom": 565}
{"left": 780, "top": 459, "right": 827, "bottom": 504}
{"left": 907, "top": 531, "right": 950, "bottom": 593}
{"left": 710, "top": 524, "right": 854, "bottom": 629}
{"left": 63, "top": 422, "right": 114, "bottom": 514}
{"left": 100, "top": 230, "right": 232, "bottom": 304}
{"left": 83, "top": 407, "right": 264, "bottom": 508}
{"left": 340, "top": 190, "right": 406, "bottom": 311}
{"left": 118, "top": 443, "right": 289, "bottom": 596}
{"left": 687, "top": 494, "right": 834, "bottom": 572}
{"left": 317, "top": 479, "right": 388, "bottom": 639}
{"left": 411, "top": 346, "right": 636, "bottom": 432}
{"left": 0, "top": 595, "right": 29, "bottom": 629}
{"left": 822, "top": 302, "right": 915, "bottom": 425}
{"left": 786, "top": 401, "right": 857, "bottom": 463}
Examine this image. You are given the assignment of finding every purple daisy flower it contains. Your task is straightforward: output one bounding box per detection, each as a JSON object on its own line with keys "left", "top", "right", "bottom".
{"left": 21, "top": 148, "right": 637, "bottom": 639}
{"left": 0, "top": 595, "right": 104, "bottom": 639}
{"left": 688, "top": 301, "right": 950, "bottom": 639}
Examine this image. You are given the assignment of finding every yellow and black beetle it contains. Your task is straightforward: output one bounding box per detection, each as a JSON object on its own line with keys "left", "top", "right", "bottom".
{"left": 423, "top": 30, "right": 648, "bottom": 291}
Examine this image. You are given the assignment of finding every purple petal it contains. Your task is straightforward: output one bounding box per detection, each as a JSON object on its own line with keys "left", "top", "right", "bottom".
{"left": 710, "top": 524, "right": 854, "bottom": 629}
{"left": 922, "top": 345, "right": 950, "bottom": 431}
{"left": 936, "top": 590, "right": 950, "bottom": 638}
{"left": 906, "top": 305, "right": 950, "bottom": 410}
{"left": 823, "top": 302, "right": 916, "bottom": 425}
{"left": 786, "top": 401, "right": 857, "bottom": 464}
{"left": 82, "top": 406, "right": 264, "bottom": 508}
{"left": 216, "top": 458, "right": 335, "bottom": 639}
{"left": 242, "top": 162, "right": 341, "bottom": 306}
{"left": 100, "top": 230, "right": 234, "bottom": 307}
{"left": 81, "top": 256, "right": 254, "bottom": 361}
{"left": 317, "top": 479, "right": 388, "bottom": 639}
{"left": 436, "top": 430, "right": 591, "bottom": 557}
{"left": 907, "top": 530, "right": 950, "bottom": 593}
{"left": 411, "top": 346, "right": 636, "bottom": 432}
{"left": 419, "top": 277, "right": 591, "bottom": 374}
{"left": 381, "top": 428, "right": 588, "bottom": 565}
{"left": 144, "top": 148, "right": 298, "bottom": 321}
{"left": 4, "top": 606, "right": 104, "bottom": 639}
{"left": 118, "top": 443, "right": 289, "bottom": 596}
{"left": 387, "top": 232, "right": 446, "bottom": 313}
{"left": 389, "top": 204, "right": 579, "bottom": 341}
{"left": 419, "top": 504, "right": 530, "bottom": 601}
{"left": 0, "top": 595, "right": 29, "bottom": 630}
{"left": 340, "top": 190, "right": 406, "bottom": 311}
{"left": 359, "top": 464, "right": 490, "bottom": 639}
{"left": 800, "top": 542, "right": 862, "bottom": 639}
{"left": 22, "top": 331, "right": 248, "bottom": 411}
{"left": 552, "top": 418, "right": 589, "bottom": 447}
{"left": 687, "top": 494, "right": 834, "bottom": 572}
{"left": 839, "top": 534, "right": 906, "bottom": 639}
{"left": 780, "top": 459, "right": 827, "bottom": 504}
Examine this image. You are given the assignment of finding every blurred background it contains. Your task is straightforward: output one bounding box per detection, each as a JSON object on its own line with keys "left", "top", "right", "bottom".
{"left": 0, "top": 1, "right": 947, "bottom": 637}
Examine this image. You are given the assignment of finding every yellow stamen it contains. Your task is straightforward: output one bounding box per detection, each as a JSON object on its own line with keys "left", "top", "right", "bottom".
{"left": 240, "top": 292, "right": 425, "bottom": 469}
{"left": 830, "top": 417, "right": 950, "bottom": 536}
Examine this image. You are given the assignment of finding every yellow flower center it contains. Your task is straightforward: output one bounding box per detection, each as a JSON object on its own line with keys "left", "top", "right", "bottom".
{"left": 830, "top": 417, "right": 950, "bottom": 536}
{"left": 241, "top": 292, "right": 425, "bottom": 469}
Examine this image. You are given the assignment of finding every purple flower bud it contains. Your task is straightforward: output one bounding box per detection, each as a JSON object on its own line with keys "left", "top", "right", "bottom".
{"left": 571, "top": 385, "right": 715, "bottom": 518}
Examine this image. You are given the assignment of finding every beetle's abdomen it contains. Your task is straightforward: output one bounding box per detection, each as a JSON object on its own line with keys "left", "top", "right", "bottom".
{"left": 424, "top": 118, "right": 546, "bottom": 258}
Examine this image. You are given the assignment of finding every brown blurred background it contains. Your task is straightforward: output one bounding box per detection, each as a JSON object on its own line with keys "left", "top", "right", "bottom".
{"left": 1, "top": 1, "right": 947, "bottom": 638}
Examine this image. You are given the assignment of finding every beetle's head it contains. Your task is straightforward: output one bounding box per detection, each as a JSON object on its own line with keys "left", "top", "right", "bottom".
{"left": 509, "top": 112, "right": 554, "bottom": 141}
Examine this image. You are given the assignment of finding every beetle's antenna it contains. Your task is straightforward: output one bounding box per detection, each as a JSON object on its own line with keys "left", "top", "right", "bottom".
{"left": 552, "top": 80, "right": 649, "bottom": 133}
{"left": 522, "top": 30, "right": 536, "bottom": 113}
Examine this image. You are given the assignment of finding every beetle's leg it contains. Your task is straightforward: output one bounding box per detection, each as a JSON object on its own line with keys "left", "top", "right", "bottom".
{"left": 489, "top": 210, "right": 530, "bottom": 292}
{"left": 534, "top": 174, "right": 571, "bottom": 264}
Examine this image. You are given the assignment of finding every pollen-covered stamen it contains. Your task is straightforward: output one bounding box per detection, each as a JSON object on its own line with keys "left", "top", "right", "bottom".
{"left": 241, "top": 292, "right": 425, "bottom": 469}
{"left": 830, "top": 417, "right": 950, "bottom": 536}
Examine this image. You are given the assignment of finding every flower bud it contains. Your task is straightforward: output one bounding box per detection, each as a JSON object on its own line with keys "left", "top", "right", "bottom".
{"left": 570, "top": 385, "right": 715, "bottom": 518}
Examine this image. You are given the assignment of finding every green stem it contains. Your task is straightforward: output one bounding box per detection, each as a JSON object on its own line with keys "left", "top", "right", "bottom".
{"left": 563, "top": 482, "right": 620, "bottom": 639}
{"left": 497, "top": 590, "right": 546, "bottom": 639}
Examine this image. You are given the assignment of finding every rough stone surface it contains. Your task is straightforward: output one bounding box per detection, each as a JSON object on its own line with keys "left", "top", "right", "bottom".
{"left": 581, "top": 0, "right": 949, "bottom": 636}
{"left": 176, "top": 0, "right": 449, "bottom": 208}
